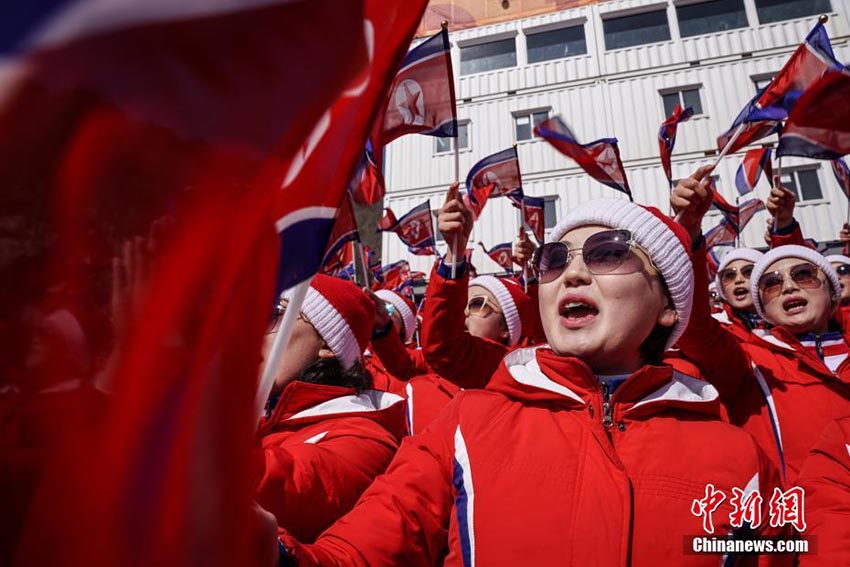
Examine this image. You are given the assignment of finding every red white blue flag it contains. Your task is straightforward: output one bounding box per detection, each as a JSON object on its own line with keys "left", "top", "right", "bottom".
{"left": 705, "top": 221, "right": 738, "bottom": 248}
{"left": 481, "top": 242, "right": 515, "bottom": 273}
{"left": 465, "top": 146, "right": 522, "bottom": 199}
{"left": 377, "top": 260, "right": 411, "bottom": 290}
{"left": 374, "top": 27, "right": 457, "bottom": 146}
{"left": 377, "top": 207, "right": 399, "bottom": 231}
{"left": 518, "top": 194, "right": 546, "bottom": 244}
{"left": 377, "top": 200, "right": 437, "bottom": 256}
{"left": 536, "top": 116, "right": 631, "bottom": 199}
{"left": 321, "top": 195, "right": 360, "bottom": 272}
{"left": 718, "top": 22, "right": 841, "bottom": 153}
{"left": 832, "top": 157, "right": 850, "bottom": 200}
{"left": 738, "top": 198, "right": 766, "bottom": 233}
{"left": 711, "top": 183, "right": 740, "bottom": 231}
{"left": 735, "top": 148, "right": 773, "bottom": 195}
{"left": 350, "top": 141, "right": 385, "bottom": 206}
{"left": 777, "top": 68, "right": 850, "bottom": 160}
{"left": 658, "top": 104, "right": 694, "bottom": 186}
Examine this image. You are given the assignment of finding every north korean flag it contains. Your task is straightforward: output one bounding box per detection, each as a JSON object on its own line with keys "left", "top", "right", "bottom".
{"left": 466, "top": 146, "right": 522, "bottom": 197}
{"left": 378, "top": 260, "right": 411, "bottom": 290}
{"left": 735, "top": 148, "right": 773, "bottom": 195}
{"left": 378, "top": 200, "right": 437, "bottom": 256}
{"left": 777, "top": 68, "right": 850, "bottom": 160}
{"left": 658, "top": 104, "right": 694, "bottom": 185}
{"left": 481, "top": 242, "right": 515, "bottom": 273}
{"left": 832, "top": 157, "right": 850, "bottom": 200}
{"left": 519, "top": 195, "right": 546, "bottom": 244}
{"left": 738, "top": 198, "right": 766, "bottom": 233}
{"left": 375, "top": 27, "right": 457, "bottom": 146}
{"left": 711, "top": 183, "right": 740, "bottom": 231}
{"left": 536, "top": 116, "right": 631, "bottom": 198}
{"left": 705, "top": 221, "right": 738, "bottom": 248}
{"left": 321, "top": 195, "right": 360, "bottom": 272}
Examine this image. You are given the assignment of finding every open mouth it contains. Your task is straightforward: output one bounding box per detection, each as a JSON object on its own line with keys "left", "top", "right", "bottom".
{"left": 559, "top": 296, "right": 599, "bottom": 327}
{"left": 782, "top": 296, "right": 808, "bottom": 315}
{"left": 732, "top": 287, "right": 749, "bottom": 300}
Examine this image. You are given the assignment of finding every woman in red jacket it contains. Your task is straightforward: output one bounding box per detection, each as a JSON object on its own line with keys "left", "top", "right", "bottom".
{"left": 257, "top": 275, "right": 407, "bottom": 541}
{"left": 274, "top": 198, "right": 789, "bottom": 566}
{"left": 673, "top": 169, "right": 850, "bottom": 483}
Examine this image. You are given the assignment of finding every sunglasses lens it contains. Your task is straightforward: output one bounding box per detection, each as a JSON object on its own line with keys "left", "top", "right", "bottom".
{"left": 720, "top": 269, "right": 737, "bottom": 283}
{"left": 791, "top": 264, "right": 820, "bottom": 288}
{"left": 741, "top": 264, "right": 754, "bottom": 278}
{"left": 468, "top": 297, "right": 486, "bottom": 312}
{"left": 583, "top": 230, "right": 633, "bottom": 274}
{"left": 760, "top": 274, "right": 783, "bottom": 298}
{"left": 537, "top": 243, "right": 569, "bottom": 283}
{"left": 838, "top": 264, "right": 850, "bottom": 276}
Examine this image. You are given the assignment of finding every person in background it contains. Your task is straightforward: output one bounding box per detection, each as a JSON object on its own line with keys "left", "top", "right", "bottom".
{"left": 256, "top": 275, "right": 406, "bottom": 542}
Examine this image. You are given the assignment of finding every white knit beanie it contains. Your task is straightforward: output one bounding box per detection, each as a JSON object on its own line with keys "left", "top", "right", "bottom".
{"left": 375, "top": 289, "right": 416, "bottom": 344}
{"left": 750, "top": 245, "right": 843, "bottom": 320}
{"left": 550, "top": 198, "right": 694, "bottom": 350}
{"left": 825, "top": 254, "right": 850, "bottom": 266}
{"left": 714, "top": 248, "right": 764, "bottom": 301}
{"left": 468, "top": 275, "right": 525, "bottom": 346}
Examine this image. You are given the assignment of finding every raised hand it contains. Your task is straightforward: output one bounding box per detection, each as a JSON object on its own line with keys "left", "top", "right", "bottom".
{"left": 670, "top": 164, "right": 714, "bottom": 242}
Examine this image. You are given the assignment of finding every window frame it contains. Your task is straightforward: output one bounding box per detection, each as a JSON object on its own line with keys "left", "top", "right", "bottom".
{"left": 525, "top": 23, "right": 589, "bottom": 64}
{"left": 674, "top": 0, "right": 749, "bottom": 38}
{"left": 753, "top": 0, "right": 832, "bottom": 25}
{"left": 601, "top": 8, "right": 672, "bottom": 51}
{"left": 433, "top": 120, "right": 472, "bottom": 155}
{"left": 779, "top": 166, "right": 825, "bottom": 204}
{"left": 512, "top": 108, "right": 552, "bottom": 144}
{"left": 659, "top": 86, "right": 705, "bottom": 118}
{"left": 458, "top": 35, "right": 518, "bottom": 76}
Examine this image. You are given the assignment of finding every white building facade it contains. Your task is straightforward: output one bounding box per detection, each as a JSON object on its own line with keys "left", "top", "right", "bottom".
{"left": 382, "top": 0, "right": 850, "bottom": 275}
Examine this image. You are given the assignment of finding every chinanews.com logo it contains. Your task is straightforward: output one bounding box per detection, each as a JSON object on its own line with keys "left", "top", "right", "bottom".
{"left": 686, "top": 484, "right": 815, "bottom": 556}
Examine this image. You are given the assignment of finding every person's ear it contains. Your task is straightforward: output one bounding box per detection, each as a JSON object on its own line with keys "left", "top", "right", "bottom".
{"left": 317, "top": 344, "right": 336, "bottom": 359}
{"left": 657, "top": 300, "right": 678, "bottom": 329}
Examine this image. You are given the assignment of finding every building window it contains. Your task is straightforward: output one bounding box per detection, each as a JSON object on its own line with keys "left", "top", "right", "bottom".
{"left": 752, "top": 74, "right": 775, "bottom": 92}
{"left": 602, "top": 9, "right": 671, "bottom": 50}
{"left": 676, "top": 0, "right": 748, "bottom": 38}
{"left": 460, "top": 38, "right": 517, "bottom": 76}
{"left": 754, "top": 0, "right": 831, "bottom": 24}
{"left": 526, "top": 25, "right": 588, "bottom": 63}
{"left": 661, "top": 87, "right": 704, "bottom": 117}
{"left": 435, "top": 121, "right": 470, "bottom": 154}
{"left": 431, "top": 211, "right": 444, "bottom": 243}
{"left": 514, "top": 110, "right": 550, "bottom": 142}
{"left": 780, "top": 168, "right": 823, "bottom": 202}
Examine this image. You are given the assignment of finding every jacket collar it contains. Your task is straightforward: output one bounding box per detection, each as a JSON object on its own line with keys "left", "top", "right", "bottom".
{"left": 487, "top": 347, "right": 720, "bottom": 418}
{"left": 263, "top": 381, "right": 405, "bottom": 432}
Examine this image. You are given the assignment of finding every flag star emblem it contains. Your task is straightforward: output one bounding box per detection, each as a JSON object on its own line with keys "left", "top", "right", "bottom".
{"left": 395, "top": 79, "right": 424, "bottom": 125}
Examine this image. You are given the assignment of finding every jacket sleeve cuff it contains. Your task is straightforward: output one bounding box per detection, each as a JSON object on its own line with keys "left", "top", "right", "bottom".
{"left": 436, "top": 257, "right": 467, "bottom": 280}
{"left": 770, "top": 218, "right": 799, "bottom": 235}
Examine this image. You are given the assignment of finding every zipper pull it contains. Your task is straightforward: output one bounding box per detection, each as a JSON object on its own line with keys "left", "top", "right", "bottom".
{"left": 815, "top": 334, "right": 825, "bottom": 361}
{"left": 601, "top": 381, "right": 613, "bottom": 429}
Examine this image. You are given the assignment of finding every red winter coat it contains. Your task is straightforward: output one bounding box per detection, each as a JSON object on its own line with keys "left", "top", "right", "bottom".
{"left": 420, "top": 265, "right": 513, "bottom": 389}
{"left": 796, "top": 415, "right": 850, "bottom": 566}
{"left": 401, "top": 373, "right": 461, "bottom": 435}
{"left": 256, "top": 381, "right": 406, "bottom": 542}
{"left": 370, "top": 328, "right": 432, "bottom": 381}
{"left": 678, "top": 244, "right": 850, "bottom": 483}
{"left": 281, "top": 347, "right": 788, "bottom": 566}
{"left": 364, "top": 354, "right": 406, "bottom": 396}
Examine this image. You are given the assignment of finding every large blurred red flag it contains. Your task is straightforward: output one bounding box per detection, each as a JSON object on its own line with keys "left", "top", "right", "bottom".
{"left": 0, "top": 1, "right": 374, "bottom": 566}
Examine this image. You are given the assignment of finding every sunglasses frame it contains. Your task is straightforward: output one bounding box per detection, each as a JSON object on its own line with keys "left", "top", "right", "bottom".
{"left": 719, "top": 264, "right": 755, "bottom": 285}
{"left": 530, "top": 229, "right": 657, "bottom": 284}
{"left": 464, "top": 294, "right": 502, "bottom": 318}
{"left": 757, "top": 262, "right": 825, "bottom": 304}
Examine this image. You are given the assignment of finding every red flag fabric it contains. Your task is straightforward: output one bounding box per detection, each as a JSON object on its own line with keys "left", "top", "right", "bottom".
{"left": 832, "top": 158, "right": 850, "bottom": 200}
{"left": 777, "top": 68, "right": 850, "bottom": 160}
{"left": 738, "top": 198, "right": 766, "bottom": 234}
{"left": 376, "top": 201, "right": 437, "bottom": 256}
{"left": 735, "top": 148, "right": 773, "bottom": 196}
{"left": 481, "top": 242, "right": 514, "bottom": 273}
{"left": 321, "top": 196, "right": 360, "bottom": 273}
{"left": 711, "top": 186, "right": 740, "bottom": 231}
{"left": 463, "top": 184, "right": 495, "bottom": 220}
{"left": 658, "top": 104, "right": 694, "bottom": 186}
{"left": 350, "top": 143, "right": 386, "bottom": 206}
{"left": 377, "top": 208, "right": 399, "bottom": 231}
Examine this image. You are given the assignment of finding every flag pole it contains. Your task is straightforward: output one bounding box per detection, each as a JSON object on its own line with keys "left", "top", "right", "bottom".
{"left": 774, "top": 156, "right": 783, "bottom": 230}
{"left": 256, "top": 277, "right": 312, "bottom": 420}
{"left": 735, "top": 196, "right": 741, "bottom": 247}
{"left": 452, "top": 137, "right": 460, "bottom": 279}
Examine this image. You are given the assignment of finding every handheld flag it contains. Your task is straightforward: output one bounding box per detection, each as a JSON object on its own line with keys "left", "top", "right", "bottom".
{"left": 519, "top": 195, "right": 546, "bottom": 244}
{"left": 832, "top": 158, "right": 850, "bottom": 200}
{"left": 738, "top": 198, "right": 766, "bottom": 233}
{"left": 377, "top": 260, "right": 411, "bottom": 290}
{"left": 465, "top": 146, "right": 522, "bottom": 197}
{"left": 536, "top": 116, "right": 631, "bottom": 199}
{"left": 718, "top": 22, "right": 841, "bottom": 154}
{"left": 350, "top": 141, "right": 385, "bottom": 206}
{"left": 377, "top": 200, "right": 437, "bottom": 256}
{"left": 374, "top": 27, "right": 457, "bottom": 146}
{"left": 377, "top": 207, "right": 399, "bottom": 231}
{"left": 463, "top": 184, "right": 495, "bottom": 220}
{"left": 705, "top": 221, "right": 738, "bottom": 248}
{"left": 711, "top": 185, "right": 740, "bottom": 231}
{"left": 777, "top": 68, "right": 850, "bottom": 160}
{"left": 658, "top": 104, "right": 694, "bottom": 186}
{"left": 735, "top": 148, "right": 773, "bottom": 195}
{"left": 321, "top": 196, "right": 360, "bottom": 272}
{"left": 481, "top": 242, "right": 515, "bottom": 273}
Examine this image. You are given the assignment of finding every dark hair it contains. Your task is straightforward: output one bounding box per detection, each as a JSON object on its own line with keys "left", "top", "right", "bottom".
{"left": 297, "top": 357, "right": 373, "bottom": 391}
{"left": 638, "top": 274, "right": 675, "bottom": 365}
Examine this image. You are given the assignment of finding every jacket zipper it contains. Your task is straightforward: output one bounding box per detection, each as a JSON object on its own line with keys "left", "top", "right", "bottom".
{"left": 601, "top": 382, "right": 614, "bottom": 429}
